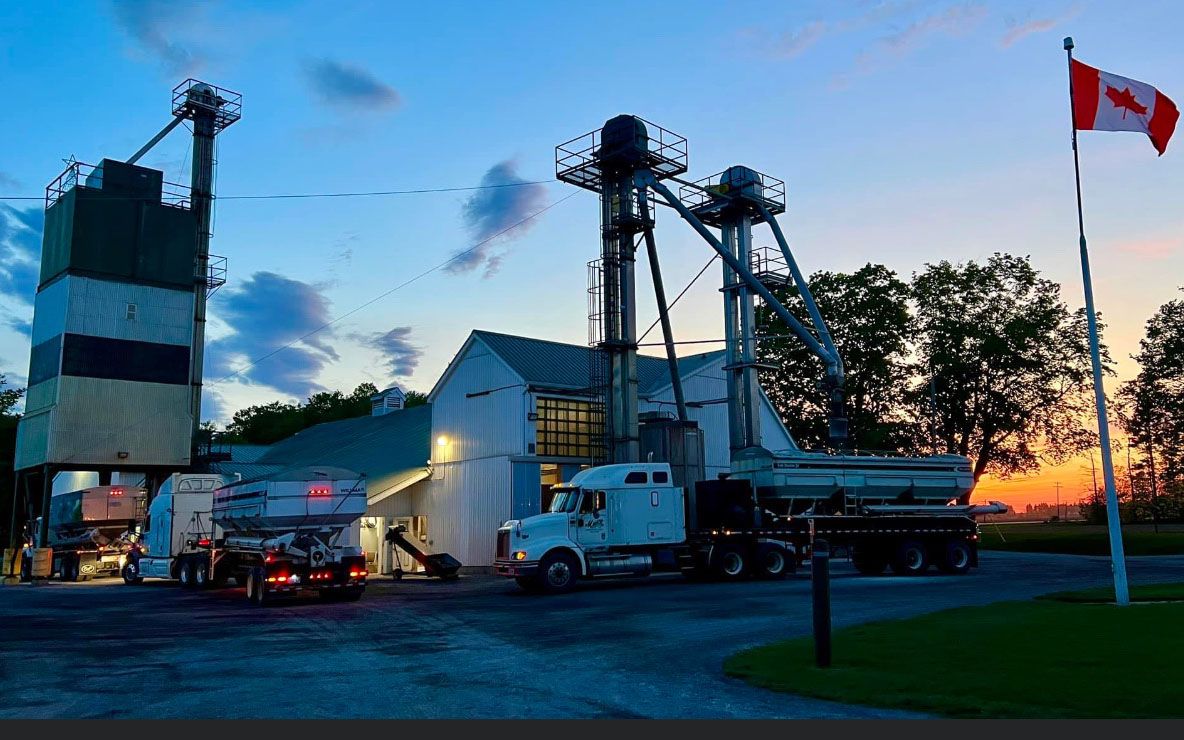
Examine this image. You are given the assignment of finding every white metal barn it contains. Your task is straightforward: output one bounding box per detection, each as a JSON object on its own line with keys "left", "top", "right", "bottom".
{"left": 390, "top": 330, "right": 792, "bottom": 570}
{"left": 244, "top": 330, "right": 794, "bottom": 571}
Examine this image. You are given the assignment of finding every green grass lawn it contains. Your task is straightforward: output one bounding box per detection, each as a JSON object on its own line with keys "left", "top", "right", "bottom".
{"left": 978, "top": 522, "right": 1184, "bottom": 556}
{"left": 725, "top": 597, "right": 1184, "bottom": 718}
{"left": 1038, "top": 581, "right": 1184, "bottom": 603}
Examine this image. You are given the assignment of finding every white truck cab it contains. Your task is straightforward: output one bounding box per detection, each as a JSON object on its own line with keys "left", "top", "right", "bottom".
{"left": 126, "top": 473, "right": 239, "bottom": 582}
{"left": 495, "top": 463, "right": 684, "bottom": 592}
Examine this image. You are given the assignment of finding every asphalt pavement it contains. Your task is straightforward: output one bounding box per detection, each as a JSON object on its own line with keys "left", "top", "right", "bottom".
{"left": 1, "top": 550, "right": 1181, "bottom": 718}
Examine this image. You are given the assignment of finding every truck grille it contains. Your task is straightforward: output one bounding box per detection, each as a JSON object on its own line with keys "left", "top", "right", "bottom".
{"left": 496, "top": 530, "right": 510, "bottom": 559}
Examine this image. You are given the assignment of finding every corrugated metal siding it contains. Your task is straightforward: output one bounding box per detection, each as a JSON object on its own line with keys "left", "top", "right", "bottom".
{"left": 30, "top": 279, "right": 68, "bottom": 346}
{"left": 23, "top": 377, "right": 58, "bottom": 414}
{"left": 14, "top": 408, "right": 52, "bottom": 470}
{"left": 639, "top": 355, "right": 797, "bottom": 476}
{"left": 471, "top": 329, "right": 725, "bottom": 395}
{"left": 410, "top": 457, "right": 512, "bottom": 567}
{"left": 47, "top": 376, "right": 191, "bottom": 466}
{"left": 431, "top": 337, "right": 529, "bottom": 463}
{"left": 64, "top": 276, "right": 193, "bottom": 345}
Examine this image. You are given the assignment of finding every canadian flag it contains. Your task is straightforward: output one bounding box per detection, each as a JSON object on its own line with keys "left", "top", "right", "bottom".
{"left": 1071, "top": 59, "right": 1179, "bottom": 155}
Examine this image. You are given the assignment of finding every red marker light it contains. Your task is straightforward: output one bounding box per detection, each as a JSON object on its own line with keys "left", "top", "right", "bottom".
{"left": 308, "top": 486, "right": 331, "bottom": 496}
{"left": 110, "top": 489, "right": 123, "bottom": 496}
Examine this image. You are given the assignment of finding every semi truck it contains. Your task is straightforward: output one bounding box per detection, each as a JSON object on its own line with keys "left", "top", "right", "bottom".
{"left": 495, "top": 462, "right": 1006, "bottom": 594}
{"left": 124, "top": 467, "right": 368, "bottom": 605}
{"left": 22, "top": 485, "right": 147, "bottom": 581}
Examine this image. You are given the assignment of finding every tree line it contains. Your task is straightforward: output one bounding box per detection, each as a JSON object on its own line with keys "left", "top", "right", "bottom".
{"left": 756, "top": 253, "right": 1100, "bottom": 482}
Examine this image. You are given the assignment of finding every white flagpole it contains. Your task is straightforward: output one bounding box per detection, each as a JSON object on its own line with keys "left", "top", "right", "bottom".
{"left": 1064, "top": 36, "right": 1131, "bottom": 606}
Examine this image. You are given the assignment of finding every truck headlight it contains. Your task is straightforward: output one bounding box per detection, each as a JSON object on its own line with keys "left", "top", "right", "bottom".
{"left": 513, "top": 551, "right": 527, "bottom": 561}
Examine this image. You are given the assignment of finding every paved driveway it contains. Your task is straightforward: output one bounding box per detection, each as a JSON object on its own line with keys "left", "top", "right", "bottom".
{"left": 1, "top": 551, "right": 1181, "bottom": 718}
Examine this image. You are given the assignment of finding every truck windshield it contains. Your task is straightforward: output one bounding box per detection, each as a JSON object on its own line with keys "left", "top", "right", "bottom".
{"left": 548, "top": 489, "right": 580, "bottom": 513}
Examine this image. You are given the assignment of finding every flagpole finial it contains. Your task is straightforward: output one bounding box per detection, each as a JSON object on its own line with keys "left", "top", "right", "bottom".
{"left": 1063, "top": 36, "right": 1074, "bottom": 50}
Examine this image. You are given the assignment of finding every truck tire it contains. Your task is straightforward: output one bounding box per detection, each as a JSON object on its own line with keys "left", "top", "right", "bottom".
{"left": 247, "top": 567, "right": 268, "bottom": 606}
{"left": 122, "top": 561, "right": 143, "bottom": 584}
{"left": 755, "top": 543, "right": 792, "bottom": 580}
{"left": 851, "top": 546, "right": 888, "bottom": 576}
{"left": 938, "top": 540, "right": 973, "bottom": 575}
{"left": 179, "top": 557, "right": 197, "bottom": 589}
{"left": 536, "top": 550, "right": 580, "bottom": 594}
{"left": 891, "top": 540, "right": 930, "bottom": 576}
{"left": 60, "top": 555, "right": 78, "bottom": 582}
{"left": 711, "top": 544, "right": 749, "bottom": 581}
{"left": 194, "top": 560, "right": 210, "bottom": 589}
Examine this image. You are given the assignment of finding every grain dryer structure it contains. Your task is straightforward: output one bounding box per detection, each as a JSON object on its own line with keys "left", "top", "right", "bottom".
{"left": 13, "top": 80, "right": 240, "bottom": 547}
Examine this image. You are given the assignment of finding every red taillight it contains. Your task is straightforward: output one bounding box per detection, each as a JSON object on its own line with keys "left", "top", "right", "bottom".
{"left": 197, "top": 538, "right": 211, "bottom": 548}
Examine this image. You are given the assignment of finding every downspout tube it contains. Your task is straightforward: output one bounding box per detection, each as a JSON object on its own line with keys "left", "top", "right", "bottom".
{"left": 753, "top": 202, "right": 845, "bottom": 386}
{"left": 635, "top": 183, "right": 688, "bottom": 422}
{"left": 642, "top": 174, "right": 836, "bottom": 373}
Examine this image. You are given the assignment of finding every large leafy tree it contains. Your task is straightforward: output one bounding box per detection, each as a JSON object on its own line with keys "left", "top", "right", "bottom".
{"left": 1117, "top": 292, "right": 1184, "bottom": 521}
{"left": 756, "top": 263, "right": 916, "bottom": 451}
{"left": 911, "top": 253, "right": 1099, "bottom": 487}
{"left": 1, "top": 374, "right": 24, "bottom": 546}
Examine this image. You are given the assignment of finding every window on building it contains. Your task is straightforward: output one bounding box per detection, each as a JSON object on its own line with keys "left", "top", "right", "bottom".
{"left": 535, "top": 397, "right": 605, "bottom": 459}
{"left": 125, "top": 303, "right": 137, "bottom": 320}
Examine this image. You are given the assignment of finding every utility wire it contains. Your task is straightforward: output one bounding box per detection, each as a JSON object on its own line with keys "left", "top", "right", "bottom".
{"left": 638, "top": 253, "right": 719, "bottom": 343}
{"left": 45, "top": 190, "right": 582, "bottom": 466}
{"left": 206, "top": 191, "right": 579, "bottom": 387}
{"left": 0, "top": 179, "right": 558, "bottom": 203}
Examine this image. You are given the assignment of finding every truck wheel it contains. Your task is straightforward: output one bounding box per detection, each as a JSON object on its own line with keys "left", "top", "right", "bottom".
{"left": 938, "top": 540, "right": 973, "bottom": 575}
{"left": 179, "top": 558, "right": 197, "bottom": 589}
{"left": 851, "top": 547, "right": 887, "bottom": 576}
{"left": 60, "top": 556, "right": 78, "bottom": 582}
{"left": 891, "top": 540, "right": 930, "bottom": 576}
{"left": 755, "top": 544, "right": 792, "bottom": 580}
{"left": 122, "top": 561, "right": 143, "bottom": 584}
{"left": 537, "top": 550, "right": 579, "bottom": 594}
{"left": 194, "top": 560, "right": 209, "bottom": 589}
{"left": 247, "top": 567, "right": 268, "bottom": 606}
{"left": 711, "top": 544, "right": 749, "bottom": 581}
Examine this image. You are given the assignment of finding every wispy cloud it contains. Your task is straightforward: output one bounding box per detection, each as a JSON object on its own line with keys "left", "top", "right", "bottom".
{"left": 205, "top": 271, "right": 339, "bottom": 399}
{"left": 833, "top": 3, "right": 987, "bottom": 89}
{"left": 773, "top": 21, "right": 829, "bottom": 59}
{"left": 109, "top": 0, "right": 208, "bottom": 75}
{"left": 368, "top": 326, "right": 423, "bottom": 379}
{"left": 0, "top": 171, "right": 21, "bottom": 191}
{"left": 304, "top": 58, "right": 401, "bottom": 112}
{"left": 1000, "top": 4, "right": 1082, "bottom": 48}
{"left": 0, "top": 205, "right": 42, "bottom": 315}
{"left": 446, "top": 161, "right": 548, "bottom": 277}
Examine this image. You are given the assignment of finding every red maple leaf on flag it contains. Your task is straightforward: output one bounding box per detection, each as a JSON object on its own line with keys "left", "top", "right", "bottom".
{"left": 1104, "top": 85, "right": 1148, "bottom": 119}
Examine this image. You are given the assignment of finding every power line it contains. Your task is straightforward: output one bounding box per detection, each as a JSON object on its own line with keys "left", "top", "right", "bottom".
{"left": 46, "top": 190, "right": 581, "bottom": 465}
{"left": 638, "top": 253, "right": 719, "bottom": 343}
{"left": 0, "top": 179, "right": 558, "bottom": 203}
{"left": 208, "top": 191, "right": 580, "bottom": 387}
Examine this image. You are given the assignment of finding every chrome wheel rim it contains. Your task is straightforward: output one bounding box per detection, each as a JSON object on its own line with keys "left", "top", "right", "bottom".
{"left": 906, "top": 549, "right": 924, "bottom": 571}
{"left": 722, "top": 552, "right": 744, "bottom": 576}
{"left": 547, "top": 561, "right": 571, "bottom": 586}
{"left": 951, "top": 547, "right": 969, "bottom": 569}
{"left": 764, "top": 551, "right": 785, "bottom": 574}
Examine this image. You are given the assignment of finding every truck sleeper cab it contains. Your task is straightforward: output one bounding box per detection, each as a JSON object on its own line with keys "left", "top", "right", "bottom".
{"left": 496, "top": 463, "right": 986, "bottom": 594}
{"left": 495, "top": 463, "right": 797, "bottom": 593}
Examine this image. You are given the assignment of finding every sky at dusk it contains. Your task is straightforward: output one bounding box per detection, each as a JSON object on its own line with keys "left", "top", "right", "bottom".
{"left": 2, "top": 1, "right": 1182, "bottom": 508}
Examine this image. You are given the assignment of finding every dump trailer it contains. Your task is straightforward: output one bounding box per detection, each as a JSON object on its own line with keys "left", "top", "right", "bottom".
{"left": 26, "top": 485, "right": 147, "bottom": 581}
{"left": 495, "top": 463, "right": 1006, "bottom": 594}
{"left": 125, "top": 467, "right": 369, "bottom": 605}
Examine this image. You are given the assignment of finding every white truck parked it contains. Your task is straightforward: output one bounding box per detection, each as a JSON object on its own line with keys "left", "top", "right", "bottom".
{"left": 124, "top": 467, "right": 368, "bottom": 605}
{"left": 496, "top": 462, "right": 1005, "bottom": 594}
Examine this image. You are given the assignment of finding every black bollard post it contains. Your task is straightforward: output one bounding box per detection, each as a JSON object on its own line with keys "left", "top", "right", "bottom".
{"left": 812, "top": 538, "right": 832, "bottom": 668}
